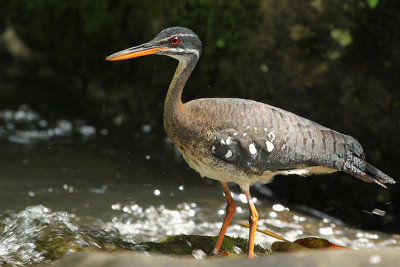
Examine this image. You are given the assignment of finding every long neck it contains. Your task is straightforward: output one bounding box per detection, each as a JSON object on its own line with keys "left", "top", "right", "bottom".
{"left": 164, "top": 56, "right": 198, "bottom": 130}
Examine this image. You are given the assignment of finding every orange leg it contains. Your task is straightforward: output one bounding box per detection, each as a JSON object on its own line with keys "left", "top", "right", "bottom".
{"left": 212, "top": 182, "right": 236, "bottom": 255}
{"left": 245, "top": 190, "right": 258, "bottom": 259}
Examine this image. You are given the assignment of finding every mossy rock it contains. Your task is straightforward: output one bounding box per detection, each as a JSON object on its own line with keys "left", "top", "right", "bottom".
{"left": 142, "top": 234, "right": 267, "bottom": 256}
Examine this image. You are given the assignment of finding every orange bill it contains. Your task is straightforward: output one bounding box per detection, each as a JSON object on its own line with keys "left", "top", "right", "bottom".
{"left": 106, "top": 45, "right": 167, "bottom": 61}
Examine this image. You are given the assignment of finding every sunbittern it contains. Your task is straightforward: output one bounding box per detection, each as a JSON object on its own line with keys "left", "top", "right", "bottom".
{"left": 106, "top": 27, "right": 395, "bottom": 258}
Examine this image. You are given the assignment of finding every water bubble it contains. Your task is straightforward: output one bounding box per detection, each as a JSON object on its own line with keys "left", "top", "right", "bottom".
{"left": 6, "top": 122, "right": 14, "bottom": 130}
{"left": 100, "top": 128, "right": 109, "bottom": 135}
{"left": 113, "top": 114, "right": 127, "bottom": 125}
{"left": 38, "top": 119, "right": 48, "bottom": 127}
{"left": 90, "top": 185, "right": 108, "bottom": 194}
{"left": 319, "top": 227, "right": 334, "bottom": 235}
{"left": 154, "top": 189, "right": 161, "bottom": 196}
{"left": 272, "top": 204, "right": 285, "bottom": 212}
{"left": 293, "top": 215, "right": 306, "bottom": 223}
{"left": 322, "top": 218, "right": 330, "bottom": 223}
{"left": 122, "top": 206, "right": 130, "bottom": 213}
{"left": 78, "top": 125, "right": 96, "bottom": 137}
{"left": 238, "top": 193, "right": 247, "bottom": 203}
{"left": 14, "top": 110, "right": 26, "bottom": 120}
{"left": 55, "top": 119, "right": 73, "bottom": 135}
{"left": 111, "top": 203, "right": 122, "bottom": 210}
{"left": 269, "top": 211, "right": 278, "bottom": 218}
{"left": 141, "top": 124, "right": 152, "bottom": 133}
{"left": 4, "top": 110, "right": 12, "bottom": 120}
{"left": 192, "top": 249, "right": 206, "bottom": 260}
{"left": 233, "top": 246, "right": 242, "bottom": 254}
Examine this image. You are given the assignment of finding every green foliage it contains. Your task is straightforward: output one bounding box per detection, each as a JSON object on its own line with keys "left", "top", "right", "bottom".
{"left": 367, "top": 0, "right": 379, "bottom": 9}
{"left": 330, "top": 29, "right": 353, "bottom": 47}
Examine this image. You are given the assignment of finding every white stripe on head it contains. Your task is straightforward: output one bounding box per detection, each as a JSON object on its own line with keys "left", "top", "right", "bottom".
{"left": 168, "top": 48, "right": 199, "bottom": 58}
{"left": 175, "top": 33, "right": 197, "bottom": 38}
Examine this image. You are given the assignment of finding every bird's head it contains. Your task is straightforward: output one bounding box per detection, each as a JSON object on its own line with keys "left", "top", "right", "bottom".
{"left": 106, "top": 27, "right": 202, "bottom": 62}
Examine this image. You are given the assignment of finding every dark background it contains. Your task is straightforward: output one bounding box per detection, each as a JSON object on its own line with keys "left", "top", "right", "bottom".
{"left": 0, "top": 1, "right": 399, "bottom": 232}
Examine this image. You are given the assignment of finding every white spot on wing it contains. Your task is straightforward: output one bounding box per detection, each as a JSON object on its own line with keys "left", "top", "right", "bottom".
{"left": 265, "top": 141, "right": 274, "bottom": 152}
{"left": 233, "top": 132, "right": 238, "bottom": 136}
{"left": 249, "top": 143, "right": 257, "bottom": 155}
{"left": 220, "top": 138, "right": 226, "bottom": 145}
{"left": 268, "top": 132, "right": 276, "bottom": 142}
{"left": 226, "top": 137, "right": 233, "bottom": 145}
{"left": 211, "top": 145, "right": 216, "bottom": 151}
{"left": 225, "top": 150, "right": 233, "bottom": 158}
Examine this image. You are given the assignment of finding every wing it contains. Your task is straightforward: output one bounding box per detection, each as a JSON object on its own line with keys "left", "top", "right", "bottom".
{"left": 211, "top": 126, "right": 317, "bottom": 175}
{"left": 203, "top": 98, "right": 395, "bottom": 187}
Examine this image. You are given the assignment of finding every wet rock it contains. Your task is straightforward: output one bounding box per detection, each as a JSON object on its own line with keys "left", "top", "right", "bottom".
{"left": 142, "top": 234, "right": 266, "bottom": 255}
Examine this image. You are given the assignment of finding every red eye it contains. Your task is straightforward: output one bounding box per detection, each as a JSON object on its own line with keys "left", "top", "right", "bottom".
{"left": 170, "top": 36, "right": 180, "bottom": 45}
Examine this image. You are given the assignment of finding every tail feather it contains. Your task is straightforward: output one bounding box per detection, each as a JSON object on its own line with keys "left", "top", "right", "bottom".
{"left": 341, "top": 156, "right": 396, "bottom": 188}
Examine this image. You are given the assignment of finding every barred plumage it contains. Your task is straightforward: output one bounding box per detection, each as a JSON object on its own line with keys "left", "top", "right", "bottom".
{"left": 186, "top": 97, "right": 395, "bottom": 187}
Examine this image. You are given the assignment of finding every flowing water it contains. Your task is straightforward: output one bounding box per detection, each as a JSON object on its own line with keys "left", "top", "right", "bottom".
{"left": 0, "top": 106, "right": 399, "bottom": 266}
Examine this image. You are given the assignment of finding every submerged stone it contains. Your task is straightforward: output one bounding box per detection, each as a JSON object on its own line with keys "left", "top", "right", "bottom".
{"left": 142, "top": 234, "right": 267, "bottom": 256}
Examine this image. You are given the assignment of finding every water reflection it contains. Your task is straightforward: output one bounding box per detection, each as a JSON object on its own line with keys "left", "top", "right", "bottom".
{"left": 0, "top": 105, "right": 96, "bottom": 144}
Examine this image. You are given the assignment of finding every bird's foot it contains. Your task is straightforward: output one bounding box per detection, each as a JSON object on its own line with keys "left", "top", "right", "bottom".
{"left": 248, "top": 251, "right": 255, "bottom": 259}
{"left": 211, "top": 249, "right": 231, "bottom": 257}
